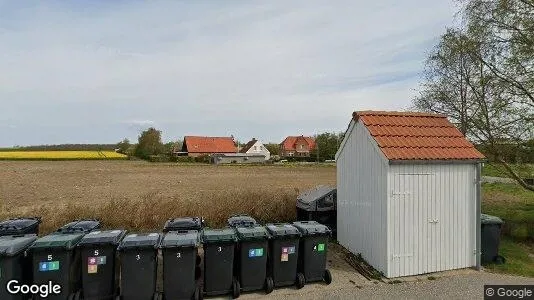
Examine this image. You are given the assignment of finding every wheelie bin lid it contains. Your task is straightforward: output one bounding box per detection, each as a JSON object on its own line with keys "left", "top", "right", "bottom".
{"left": 163, "top": 217, "right": 204, "bottom": 232}
{"left": 236, "top": 225, "right": 269, "bottom": 241}
{"left": 56, "top": 219, "right": 101, "bottom": 234}
{"left": 265, "top": 223, "right": 301, "bottom": 238}
{"left": 202, "top": 228, "right": 237, "bottom": 244}
{"left": 78, "top": 229, "right": 127, "bottom": 247}
{"left": 227, "top": 214, "right": 258, "bottom": 228}
{"left": 0, "top": 234, "right": 38, "bottom": 257}
{"left": 292, "top": 221, "right": 331, "bottom": 236}
{"left": 0, "top": 217, "right": 41, "bottom": 236}
{"left": 481, "top": 214, "right": 504, "bottom": 225}
{"left": 118, "top": 233, "right": 161, "bottom": 250}
{"left": 30, "top": 233, "right": 85, "bottom": 251}
{"left": 160, "top": 230, "right": 200, "bottom": 248}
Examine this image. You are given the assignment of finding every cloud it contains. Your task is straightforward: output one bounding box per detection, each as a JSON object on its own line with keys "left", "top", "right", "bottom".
{"left": 0, "top": 0, "right": 458, "bottom": 146}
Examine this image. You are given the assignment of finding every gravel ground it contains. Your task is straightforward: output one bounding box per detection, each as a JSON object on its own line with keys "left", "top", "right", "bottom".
{"left": 231, "top": 272, "right": 534, "bottom": 300}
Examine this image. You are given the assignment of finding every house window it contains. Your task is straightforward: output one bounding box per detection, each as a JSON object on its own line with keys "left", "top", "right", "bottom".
{"left": 254, "top": 146, "right": 257, "bottom": 151}
{"left": 288, "top": 152, "right": 294, "bottom": 157}
{"left": 300, "top": 144, "right": 304, "bottom": 150}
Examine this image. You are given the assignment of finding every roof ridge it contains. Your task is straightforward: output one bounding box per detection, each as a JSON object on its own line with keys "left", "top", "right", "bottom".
{"left": 354, "top": 111, "right": 446, "bottom": 118}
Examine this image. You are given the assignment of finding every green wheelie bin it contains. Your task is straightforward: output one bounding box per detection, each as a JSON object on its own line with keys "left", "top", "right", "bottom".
{"left": 235, "top": 225, "right": 273, "bottom": 294}
{"left": 265, "top": 223, "right": 304, "bottom": 289}
{"left": 292, "top": 221, "right": 332, "bottom": 285}
{"left": 0, "top": 234, "right": 38, "bottom": 300}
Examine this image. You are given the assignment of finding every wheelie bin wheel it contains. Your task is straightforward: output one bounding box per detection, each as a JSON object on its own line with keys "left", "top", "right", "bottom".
{"left": 116, "top": 296, "right": 121, "bottom": 300}
{"left": 153, "top": 292, "right": 160, "bottom": 300}
{"left": 324, "top": 269, "right": 332, "bottom": 284}
{"left": 74, "top": 290, "right": 82, "bottom": 300}
{"left": 494, "top": 255, "right": 506, "bottom": 265}
{"left": 232, "top": 278, "right": 241, "bottom": 299}
{"left": 265, "top": 277, "right": 274, "bottom": 294}
{"left": 296, "top": 273, "right": 305, "bottom": 289}
{"left": 193, "top": 286, "right": 201, "bottom": 300}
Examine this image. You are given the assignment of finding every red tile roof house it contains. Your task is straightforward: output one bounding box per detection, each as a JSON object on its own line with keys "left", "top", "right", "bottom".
{"left": 335, "top": 111, "right": 485, "bottom": 278}
{"left": 280, "top": 136, "right": 316, "bottom": 157}
{"left": 181, "top": 136, "right": 237, "bottom": 157}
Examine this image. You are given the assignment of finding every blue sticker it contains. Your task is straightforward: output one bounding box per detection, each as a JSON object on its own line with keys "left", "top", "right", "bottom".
{"left": 249, "top": 249, "right": 256, "bottom": 257}
{"left": 39, "top": 262, "right": 48, "bottom": 271}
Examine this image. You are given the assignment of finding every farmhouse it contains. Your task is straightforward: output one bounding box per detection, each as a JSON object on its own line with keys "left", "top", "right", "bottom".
{"left": 280, "top": 135, "right": 315, "bottom": 157}
{"left": 239, "top": 138, "right": 270, "bottom": 160}
{"left": 335, "top": 111, "right": 485, "bottom": 278}
{"left": 181, "top": 136, "right": 237, "bottom": 157}
{"left": 211, "top": 153, "right": 266, "bottom": 165}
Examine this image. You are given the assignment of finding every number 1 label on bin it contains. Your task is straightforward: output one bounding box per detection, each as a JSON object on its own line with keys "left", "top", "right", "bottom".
{"left": 248, "top": 248, "right": 264, "bottom": 258}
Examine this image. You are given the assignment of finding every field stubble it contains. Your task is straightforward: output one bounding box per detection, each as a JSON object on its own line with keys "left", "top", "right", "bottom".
{"left": 0, "top": 161, "right": 335, "bottom": 233}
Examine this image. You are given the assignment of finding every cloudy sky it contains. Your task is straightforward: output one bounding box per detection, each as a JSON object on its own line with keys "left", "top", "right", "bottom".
{"left": 0, "top": 1, "right": 459, "bottom": 146}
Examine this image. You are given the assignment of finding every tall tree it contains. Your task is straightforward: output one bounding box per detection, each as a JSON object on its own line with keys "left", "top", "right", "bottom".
{"left": 413, "top": 1, "right": 534, "bottom": 191}
{"left": 135, "top": 128, "right": 164, "bottom": 159}
{"left": 116, "top": 138, "right": 131, "bottom": 155}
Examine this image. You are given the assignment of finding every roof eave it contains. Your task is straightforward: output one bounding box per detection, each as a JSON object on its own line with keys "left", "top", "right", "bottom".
{"left": 388, "top": 158, "right": 487, "bottom": 165}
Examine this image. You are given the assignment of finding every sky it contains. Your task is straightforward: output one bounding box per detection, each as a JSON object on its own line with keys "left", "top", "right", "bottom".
{"left": 0, "top": 1, "right": 459, "bottom": 146}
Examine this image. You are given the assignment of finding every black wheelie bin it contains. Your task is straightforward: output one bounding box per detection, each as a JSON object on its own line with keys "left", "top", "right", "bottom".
{"left": 77, "top": 230, "right": 127, "bottom": 300}
{"left": 202, "top": 228, "right": 239, "bottom": 298}
{"left": 30, "top": 232, "right": 86, "bottom": 300}
{"left": 235, "top": 225, "right": 273, "bottom": 294}
{"left": 227, "top": 215, "right": 257, "bottom": 228}
{"left": 163, "top": 217, "right": 203, "bottom": 266}
{"left": 160, "top": 230, "right": 202, "bottom": 300}
{"left": 117, "top": 233, "right": 161, "bottom": 300}
{"left": 56, "top": 220, "right": 101, "bottom": 234}
{"left": 0, "top": 217, "right": 41, "bottom": 236}
{"left": 0, "top": 234, "right": 38, "bottom": 300}
{"left": 265, "top": 223, "right": 304, "bottom": 289}
{"left": 481, "top": 214, "right": 505, "bottom": 264}
{"left": 292, "top": 221, "right": 332, "bottom": 285}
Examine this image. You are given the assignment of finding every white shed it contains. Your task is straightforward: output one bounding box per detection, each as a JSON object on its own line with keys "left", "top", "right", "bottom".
{"left": 335, "top": 111, "right": 485, "bottom": 278}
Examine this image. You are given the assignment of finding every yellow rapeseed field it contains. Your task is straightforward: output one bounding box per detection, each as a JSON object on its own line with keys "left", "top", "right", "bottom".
{"left": 0, "top": 151, "right": 127, "bottom": 160}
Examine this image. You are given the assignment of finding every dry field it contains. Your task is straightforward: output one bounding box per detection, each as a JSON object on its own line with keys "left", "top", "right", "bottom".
{"left": 0, "top": 161, "right": 335, "bottom": 233}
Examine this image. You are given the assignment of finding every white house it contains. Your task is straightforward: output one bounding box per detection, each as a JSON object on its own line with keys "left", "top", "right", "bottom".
{"left": 335, "top": 111, "right": 485, "bottom": 278}
{"left": 240, "top": 138, "right": 270, "bottom": 160}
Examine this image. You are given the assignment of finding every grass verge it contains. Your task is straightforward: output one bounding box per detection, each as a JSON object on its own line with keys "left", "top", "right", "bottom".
{"left": 484, "top": 239, "right": 534, "bottom": 277}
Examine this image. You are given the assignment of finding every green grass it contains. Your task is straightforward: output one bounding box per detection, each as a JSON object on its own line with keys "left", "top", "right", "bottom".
{"left": 485, "top": 239, "right": 534, "bottom": 277}
{"left": 482, "top": 163, "right": 534, "bottom": 178}
{"left": 482, "top": 183, "right": 534, "bottom": 224}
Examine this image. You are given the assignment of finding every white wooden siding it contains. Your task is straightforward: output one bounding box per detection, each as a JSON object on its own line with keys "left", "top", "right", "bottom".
{"left": 336, "top": 120, "right": 389, "bottom": 274}
{"left": 244, "top": 140, "right": 270, "bottom": 160}
{"left": 387, "top": 164, "right": 477, "bottom": 277}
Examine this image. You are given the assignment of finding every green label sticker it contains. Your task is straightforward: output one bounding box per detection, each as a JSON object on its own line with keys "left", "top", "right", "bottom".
{"left": 49, "top": 261, "right": 60, "bottom": 271}
{"left": 255, "top": 248, "right": 263, "bottom": 257}
{"left": 317, "top": 243, "right": 325, "bottom": 252}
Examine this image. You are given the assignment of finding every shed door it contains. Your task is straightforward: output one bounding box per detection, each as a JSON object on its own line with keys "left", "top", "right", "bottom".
{"left": 391, "top": 173, "right": 440, "bottom": 276}
{"left": 390, "top": 165, "right": 476, "bottom": 277}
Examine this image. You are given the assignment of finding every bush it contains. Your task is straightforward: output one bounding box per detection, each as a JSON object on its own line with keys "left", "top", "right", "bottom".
{"left": 173, "top": 156, "right": 195, "bottom": 163}
{"left": 148, "top": 155, "right": 170, "bottom": 162}
{"left": 194, "top": 155, "right": 211, "bottom": 164}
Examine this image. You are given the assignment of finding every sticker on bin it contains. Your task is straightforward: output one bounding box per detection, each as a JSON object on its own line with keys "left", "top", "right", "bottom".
{"left": 280, "top": 246, "right": 296, "bottom": 261}
{"left": 39, "top": 261, "right": 60, "bottom": 272}
{"left": 248, "top": 248, "right": 264, "bottom": 258}
{"left": 88, "top": 256, "right": 107, "bottom": 274}
{"left": 314, "top": 243, "right": 325, "bottom": 252}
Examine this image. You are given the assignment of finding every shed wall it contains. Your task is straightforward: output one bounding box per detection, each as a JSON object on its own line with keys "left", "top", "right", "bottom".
{"left": 336, "top": 120, "right": 389, "bottom": 274}
{"left": 387, "top": 163, "right": 477, "bottom": 277}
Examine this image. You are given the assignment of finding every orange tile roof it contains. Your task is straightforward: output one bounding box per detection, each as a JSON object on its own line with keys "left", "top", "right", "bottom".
{"left": 354, "top": 111, "right": 485, "bottom": 161}
{"left": 280, "top": 136, "right": 316, "bottom": 151}
{"left": 184, "top": 136, "right": 237, "bottom": 154}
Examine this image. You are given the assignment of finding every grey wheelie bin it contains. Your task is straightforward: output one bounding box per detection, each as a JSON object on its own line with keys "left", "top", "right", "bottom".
{"left": 163, "top": 217, "right": 203, "bottom": 266}
{"left": 30, "top": 232, "right": 85, "bottom": 300}
{"left": 227, "top": 215, "right": 257, "bottom": 228}
{"left": 0, "top": 234, "right": 38, "bottom": 300}
{"left": 481, "top": 214, "right": 505, "bottom": 264}
{"left": 235, "top": 225, "right": 273, "bottom": 294}
{"left": 163, "top": 217, "right": 203, "bottom": 232}
{"left": 117, "top": 233, "right": 161, "bottom": 300}
{"left": 77, "top": 230, "right": 127, "bottom": 300}
{"left": 56, "top": 220, "right": 101, "bottom": 234}
{"left": 202, "top": 228, "right": 239, "bottom": 298}
{"left": 265, "top": 223, "right": 304, "bottom": 289}
{"left": 160, "top": 230, "right": 202, "bottom": 300}
{"left": 0, "top": 217, "right": 41, "bottom": 236}
{"left": 292, "top": 221, "right": 332, "bottom": 284}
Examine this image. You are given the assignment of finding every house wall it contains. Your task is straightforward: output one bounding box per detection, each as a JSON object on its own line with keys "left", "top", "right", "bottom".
{"left": 386, "top": 163, "right": 477, "bottom": 277}
{"left": 245, "top": 140, "right": 271, "bottom": 160}
{"left": 336, "top": 120, "right": 389, "bottom": 275}
{"left": 212, "top": 155, "right": 265, "bottom": 165}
